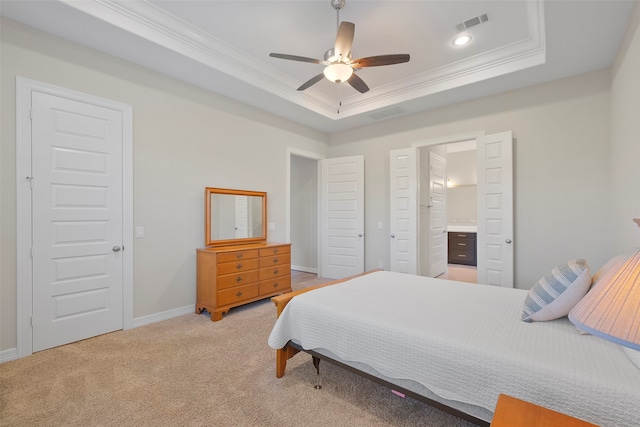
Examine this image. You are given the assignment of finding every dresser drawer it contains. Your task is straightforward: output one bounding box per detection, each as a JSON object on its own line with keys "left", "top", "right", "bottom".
{"left": 259, "top": 254, "right": 291, "bottom": 268}
{"left": 448, "top": 232, "right": 476, "bottom": 241}
{"left": 217, "top": 258, "right": 259, "bottom": 276}
{"left": 217, "top": 283, "right": 259, "bottom": 306}
{"left": 449, "top": 249, "right": 476, "bottom": 265}
{"left": 259, "top": 276, "right": 291, "bottom": 294}
{"left": 216, "top": 271, "right": 259, "bottom": 291}
{"left": 450, "top": 240, "right": 474, "bottom": 250}
{"left": 217, "top": 249, "right": 259, "bottom": 263}
{"left": 259, "top": 245, "right": 290, "bottom": 257}
{"left": 259, "top": 265, "right": 289, "bottom": 280}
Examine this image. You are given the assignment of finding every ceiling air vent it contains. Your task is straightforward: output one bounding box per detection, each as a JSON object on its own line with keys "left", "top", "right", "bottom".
{"left": 456, "top": 13, "right": 489, "bottom": 32}
{"left": 367, "top": 106, "right": 406, "bottom": 121}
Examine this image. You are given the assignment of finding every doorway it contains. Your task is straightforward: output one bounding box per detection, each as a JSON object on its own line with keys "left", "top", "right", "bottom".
{"left": 419, "top": 141, "right": 478, "bottom": 282}
{"left": 390, "top": 131, "right": 514, "bottom": 287}
{"left": 287, "top": 149, "right": 366, "bottom": 280}
{"left": 289, "top": 153, "right": 319, "bottom": 273}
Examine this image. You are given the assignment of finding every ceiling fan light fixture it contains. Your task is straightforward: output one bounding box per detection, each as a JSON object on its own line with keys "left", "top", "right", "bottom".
{"left": 324, "top": 48, "right": 351, "bottom": 63}
{"left": 323, "top": 63, "right": 353, "bottom": 83}
{"left": 453, "top": 34, "right": 472, "bottom": 46}
{"left": 269, "top": 0, "right": 408, "bottom": 93}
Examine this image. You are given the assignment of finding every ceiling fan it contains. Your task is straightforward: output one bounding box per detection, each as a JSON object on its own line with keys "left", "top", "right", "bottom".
{"left": 269, "top": 0, "right": 410, "bottom": 94}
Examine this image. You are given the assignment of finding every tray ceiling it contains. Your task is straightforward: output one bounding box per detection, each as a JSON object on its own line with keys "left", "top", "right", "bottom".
{"left": 1, "top": 0, "right": 635, "bottom": 133}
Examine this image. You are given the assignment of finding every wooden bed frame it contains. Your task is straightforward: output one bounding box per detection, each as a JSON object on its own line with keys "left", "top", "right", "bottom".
{"left": 270, "top": 270, "right": 490, "bottom": 427}
{"left": 270, "top": 270, "right": 378, "bottom": 377}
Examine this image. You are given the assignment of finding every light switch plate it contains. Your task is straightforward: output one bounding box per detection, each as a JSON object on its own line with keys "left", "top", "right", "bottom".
{"left": 136, "top": 226, "right": 144, "bottom": 238}
{"left": 268, "top": 222, "right": 276, "bottom": 231}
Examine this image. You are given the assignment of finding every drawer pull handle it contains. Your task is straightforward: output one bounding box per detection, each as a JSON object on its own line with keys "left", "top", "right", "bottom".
{"left": 273, "top": 258, "right": 279, "bottom": 263}
{"left": 459, "top": 254, "right": 467, "bottom": 258}
{"left": 458, "top": 243, "right": 466, "bottom": 246}
{"left": 273, "top": 282, "right": 279, "bottom": 288}
{"left": 236, "top": 291, "right": 243, "bottom": 297}
{"left": 236, "top": 263, "right": 242, "bottom": 269}
{"left": 273, "top": 249, "right": 279, "bottom": 254}
{"left": 236, "top": 277, "right": 242, "bottom": 282}
{"left": 457, "top": 234, "right": 466, "bottom": 237}
{"left": 274, "top": 269, "right": 279, "bottom": 275}
{"left": 237, "top": 253, "right": 243, "bottom": 259}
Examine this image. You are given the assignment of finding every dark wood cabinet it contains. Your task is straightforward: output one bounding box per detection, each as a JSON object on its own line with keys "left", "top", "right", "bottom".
{"left": 448, "top": 232, "right": 477, "bottom": 266}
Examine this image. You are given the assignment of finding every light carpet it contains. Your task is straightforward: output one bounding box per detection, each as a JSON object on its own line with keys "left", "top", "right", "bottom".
{"left": 0, "top": 277, "right": 476, "bottom": 427}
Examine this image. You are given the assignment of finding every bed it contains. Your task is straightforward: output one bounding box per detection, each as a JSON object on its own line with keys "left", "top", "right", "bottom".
{"left": 268, "top": 270, "right": 640, "bottom": 427}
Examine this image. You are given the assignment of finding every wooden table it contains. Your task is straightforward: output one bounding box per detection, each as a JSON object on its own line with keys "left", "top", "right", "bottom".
{"left": 490, "top": 394, "right": 599, "bottom": 427}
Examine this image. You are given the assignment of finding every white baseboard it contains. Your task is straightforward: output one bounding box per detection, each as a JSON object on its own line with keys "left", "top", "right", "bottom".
{"left": 1, "top": 306, "right": 195, "bottom": 363}
{"left": 132, "top": 304, "right": 195, "bottom": 328}
{"left": 0, "top": 347, "right": 19, "bottom": 364}
{"left": 291, "top": 265, "right": 318, "bottom": 274}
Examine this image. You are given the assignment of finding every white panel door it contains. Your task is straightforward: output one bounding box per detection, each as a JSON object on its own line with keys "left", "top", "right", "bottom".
{"left": 477, "top": 131, "right": 514, "bottom": 287}
{"left": 320, "top": 156, "right": 365, "bottom": 279}
{"left": 389, "top": 148, "right": 417, "bottom": 274}
{"left": 32, "top": 91, "right": 124, "bottom": 352}
{"left": 234, "top": 195, "right": 249, "bottom": 238}
{"left": 428, "top": 152, "right": 447, "bottom": 277}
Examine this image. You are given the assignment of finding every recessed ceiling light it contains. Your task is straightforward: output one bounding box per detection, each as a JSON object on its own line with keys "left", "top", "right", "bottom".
{"left": 452, "top": 35, "right": 472, "bottom": 46}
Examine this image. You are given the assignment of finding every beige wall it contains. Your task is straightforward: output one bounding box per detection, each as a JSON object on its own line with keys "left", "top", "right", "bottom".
{"left": 611, "top": 1, "right": 640, "bottom": 250}
{"left": 328, "top": 70, "right": 614, "bottom": 289}
{"left": 290, "top": 155, "right": 318, "bottom": 271}
{"left": 447, "top": 150, "right": 477, "bottom": 186}
{"left": 447, "top": 150, "right": 478, "bottom": 226}
{"left": 2, "top": 8, "right": 638, "bottom": 354}
{"left": 0, "top": 18, "right": 328, "bottom": 351}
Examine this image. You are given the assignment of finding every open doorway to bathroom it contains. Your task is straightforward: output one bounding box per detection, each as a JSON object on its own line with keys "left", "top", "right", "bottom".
{"left": 419, "top": 140, "right": 478, "bottom": 283}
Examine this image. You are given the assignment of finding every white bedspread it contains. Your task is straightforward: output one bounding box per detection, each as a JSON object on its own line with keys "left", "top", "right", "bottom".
{"left": 268, "top": 271, "right": 640, "bottom": 426}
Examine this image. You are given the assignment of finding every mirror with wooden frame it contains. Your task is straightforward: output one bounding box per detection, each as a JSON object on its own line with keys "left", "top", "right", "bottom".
{"left": 205, "top": 187, "right": 267, "bottom": 247}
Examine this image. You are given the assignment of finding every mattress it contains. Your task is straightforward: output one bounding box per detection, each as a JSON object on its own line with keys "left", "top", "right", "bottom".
{"left": 268, "top": 271, "right": 640, "bottom": 426}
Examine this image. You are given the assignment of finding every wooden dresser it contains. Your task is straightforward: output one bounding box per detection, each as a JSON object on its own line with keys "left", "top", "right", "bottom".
{"left": 447, "top": 231, "right": 477, "bottom": 266}
{"left": 196, "top": 242, "right": 292, "bottom": 321}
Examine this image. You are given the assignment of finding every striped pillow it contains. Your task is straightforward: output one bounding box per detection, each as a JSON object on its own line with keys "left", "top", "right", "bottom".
{"left": 522, "top": 259, "right": 591, "bottom": 322}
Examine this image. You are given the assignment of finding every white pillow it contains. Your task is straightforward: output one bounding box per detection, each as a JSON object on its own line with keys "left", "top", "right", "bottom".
{"left": 623, "top": 347, "right": 640, "bottom": 369}
{"left": 522, "top": 259, "right": 591, "bottom": 322}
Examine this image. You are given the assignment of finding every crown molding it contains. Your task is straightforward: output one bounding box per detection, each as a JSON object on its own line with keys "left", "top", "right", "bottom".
{"left": 60, "top": 0, "right": 339, "bottom": 118}
{"left": 337, "top": 1, "right": 546, "bottom": 118}
{"left": 59, "top": 0, "right": 545, "bottom": 122}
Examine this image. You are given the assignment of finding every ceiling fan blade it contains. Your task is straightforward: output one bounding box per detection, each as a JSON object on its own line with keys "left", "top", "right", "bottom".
{"left": 269, "top": 53, "right": 323, "bottom": 64}
{"left": 346, "top": 72, "right": 369, "bottom": 94}
{"left": 350, "top": 54, "right": 410, "bottom": 68}
{"left": 334, "top": 21, "right": 355, "bottom": 59}
{"left": 297, "top": 73, "right": 325, "bottom": 91}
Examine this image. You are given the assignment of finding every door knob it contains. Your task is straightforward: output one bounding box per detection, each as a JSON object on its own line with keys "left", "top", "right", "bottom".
{"left": 390, "top": 234, "right": 395, "bottom": 238}
{"left": 358, "top": 233, "right": 363, "bottom": 237}
{"left": 506, "top": 239, "right": 512, "bottom": 244}
{"left": 112, "top": 246, "right": 121, "bottom": 252}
